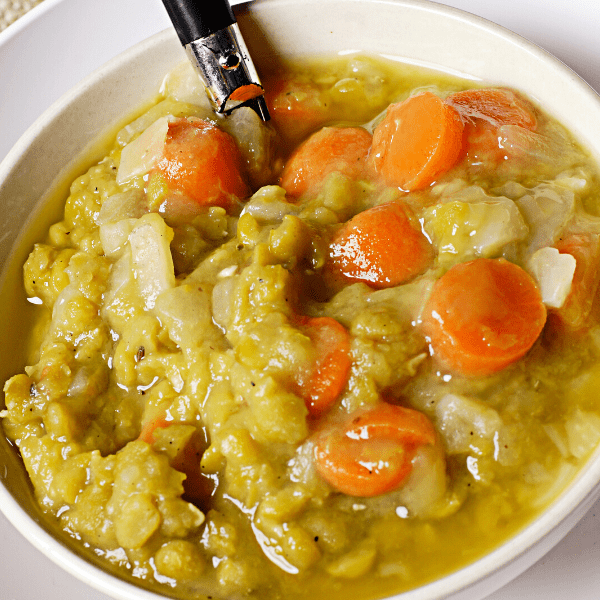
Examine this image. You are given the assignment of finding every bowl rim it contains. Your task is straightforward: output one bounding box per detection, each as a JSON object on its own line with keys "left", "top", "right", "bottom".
{"left": 2, "top": 1, "right": 600, "bottom": 600}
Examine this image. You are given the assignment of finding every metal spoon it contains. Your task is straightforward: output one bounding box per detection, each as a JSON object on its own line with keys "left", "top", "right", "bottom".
{"left": 160, "top": 0, "right": 270, "bottom": 121}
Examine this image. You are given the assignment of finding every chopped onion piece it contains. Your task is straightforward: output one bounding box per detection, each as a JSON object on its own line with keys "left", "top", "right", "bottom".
{"left": 218, "top": 266, "right": 238, "bottom": 278}
{"left": 116, "top": 99, "right": 213, "bottom": 147}
{"left": 117, "top": 116, "right": 171, "bottom": 184}
{"left": 435, "top": 393, "right": 502, "bottom": 455}
{"left": 527, "top": 246, "right": 576, "bottom": 308}
{"left": 97, "top": 189, "right": 146, "bottom": 225}
{"left": 221, "top": 107, "right": 275, "bottom": 187}
{"left": 101, "top": 249, "right": 134, "bottom": 331}
{"left": 516, "top": 183, "right": 575, "bottom": 257}
{"left": 555, "top": 168, "right": 588, "bottom": 192}
{"left": 100, "top": 218, "right": 138, "bottom": 258}
{"left": 392, "top": 444, "right": 447, "bottom": 518}
{"left": 565, "top": 409, "right": 600, "bottom": 459}
{"left": 212, "top": 276, "right": 238, "bottom": 330}
{"left": 67, "top": 366, "right": 100, "bottom": 398}
{"left": 160, "top": 61, "right": 212, "bottom": 109}
{"left": 154, "top": 284, "right": 215, "bottom": 349}
{"left": 129, "top": 213, "right": 175, "bottom": 310}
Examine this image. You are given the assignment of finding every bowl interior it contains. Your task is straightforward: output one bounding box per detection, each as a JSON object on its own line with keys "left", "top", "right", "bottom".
{"left": 2, "top": 1, "right": 600, "bottom": 599}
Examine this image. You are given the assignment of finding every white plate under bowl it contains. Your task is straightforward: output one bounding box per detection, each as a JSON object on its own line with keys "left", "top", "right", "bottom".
{"left": 2, "top": 1, "right": 600, "bottom": 600}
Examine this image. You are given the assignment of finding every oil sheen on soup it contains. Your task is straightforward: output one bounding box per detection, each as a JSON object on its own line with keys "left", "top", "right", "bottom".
{"left": 3, "top": 54, "right": 600, "bottom": 600}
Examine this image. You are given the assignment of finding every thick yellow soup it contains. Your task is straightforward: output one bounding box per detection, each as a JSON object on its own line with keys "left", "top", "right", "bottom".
{"left": 4, "top": 55, "right": 600, "bottom": 600}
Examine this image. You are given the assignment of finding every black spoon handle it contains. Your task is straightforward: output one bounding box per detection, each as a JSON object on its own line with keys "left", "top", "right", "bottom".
{"left": 161, "top": 0, "right": 236, "bottom": 46}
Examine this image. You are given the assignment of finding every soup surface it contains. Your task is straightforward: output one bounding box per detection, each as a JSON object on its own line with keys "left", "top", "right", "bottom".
{"left": 4, "top": 55, "right": 600, "bottom": 600}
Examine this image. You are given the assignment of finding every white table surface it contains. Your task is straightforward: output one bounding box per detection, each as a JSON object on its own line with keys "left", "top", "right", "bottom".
{"left": 1, "top": 0, "right": 600, "bottom": 599}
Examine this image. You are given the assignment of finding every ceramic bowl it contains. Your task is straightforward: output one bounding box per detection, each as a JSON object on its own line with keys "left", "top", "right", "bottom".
{"left": 2, "top": 1, "right": 600, "bottom": 599}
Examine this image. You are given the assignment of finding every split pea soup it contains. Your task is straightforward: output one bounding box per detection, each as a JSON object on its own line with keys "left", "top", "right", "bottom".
{"left": 3, "top": 54, "right": 600, "bottom": 600}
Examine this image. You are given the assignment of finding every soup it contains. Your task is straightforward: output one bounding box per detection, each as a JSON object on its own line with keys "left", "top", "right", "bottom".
{"left": 3, "top": 54, "right": 600, "bottom": 600}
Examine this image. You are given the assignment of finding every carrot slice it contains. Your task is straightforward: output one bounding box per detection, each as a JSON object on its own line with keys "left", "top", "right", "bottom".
{"left": 445, "top": 88, "right": 537, "bottom": 129}
{"left": 264, "top": 78, "right": 331, "bottom": 146}
{"left": 294, "top": 316, "right": 351, "bottom": 417}
{"left": 328, "top": 201, "right": 433, "bottom": 289}
{"left": 446, "top": 88, "right": 537, "bottom": 166}
{"left": 313, "top": 403, "right": 437, "bottom": 497}
{"left": 154, "top": 118, "right": 249, "bottom": 211}
{"left": 422, "top": 258, "right": 546, "bottom": 377}
{"left": 280, "top": 126, "right": 372, "bottom": 198}
{"left": 553, "top": 232, "right": 600, "bottom": 330}
{"left": 460, "top": 120, "right": 507, "bottom": 165}
{"left": 369, "top": 92, "right": 464, "bottom": 191}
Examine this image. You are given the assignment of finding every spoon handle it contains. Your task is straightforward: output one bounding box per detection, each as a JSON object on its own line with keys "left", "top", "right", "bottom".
{"left": 160, "top": 0, "right": 270, "bottom": 121}
{"left": 161, "top": 0, "right": 235, "bottom": 45}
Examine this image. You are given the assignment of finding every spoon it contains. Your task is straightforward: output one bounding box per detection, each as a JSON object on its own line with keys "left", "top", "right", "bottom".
{"left": 160, "top": 0, "right": 270, "bottom": 121}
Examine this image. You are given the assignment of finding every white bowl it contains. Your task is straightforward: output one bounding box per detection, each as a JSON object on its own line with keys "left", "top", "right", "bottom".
{"left": 2, "top": 1, "right": 600, "bottom": 599}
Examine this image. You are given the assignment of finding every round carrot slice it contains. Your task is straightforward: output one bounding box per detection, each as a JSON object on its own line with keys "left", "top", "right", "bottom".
{"left": 280, "top": 126, "right": 372, "bottom": 198}
{"left": 445, "top": 88, "right": 537, "bottom": 129}
{"left": 294, "top": 316, "right": 352, "bottom": 417}
{"left": 459, "top": 120, "right": 507, "bottom": 165}
{"left": 422, "top": 258, "right": 546, "bottom": 377}
{"left": 265, "top": 78, "right": 331, "bottom": 146}
{"left": 328, "top": 201, "right": 433, "bottom": 289}
{"left": 313, "top": 403, "right": 437, "bottom": 497}
{"left": 155, "top": 118, "right": 249, "bottom": 210}
{"left": 369, "top": 92, "right": 464, "bottom": 191}
{"left": 446, "top": 88, "right": 537, "bottom": 166}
